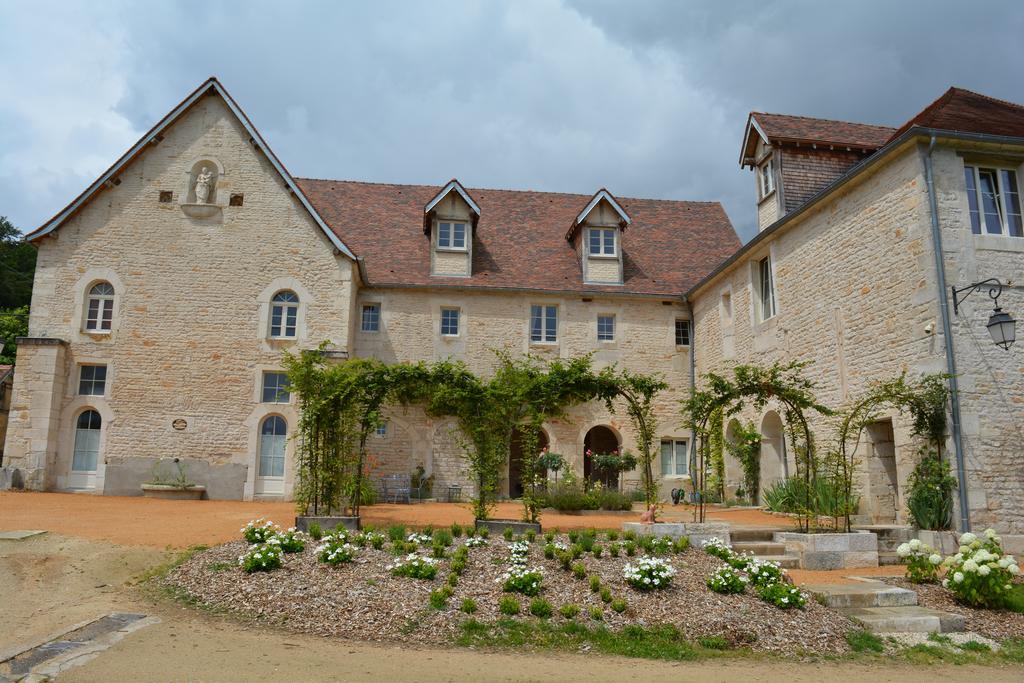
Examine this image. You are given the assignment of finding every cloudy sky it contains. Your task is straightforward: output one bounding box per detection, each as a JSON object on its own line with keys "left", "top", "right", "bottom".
{"left": 2, "top": 0, "right": 1023, "bottom": 241}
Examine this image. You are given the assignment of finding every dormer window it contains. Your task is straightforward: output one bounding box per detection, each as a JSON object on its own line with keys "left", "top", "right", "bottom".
{"left": 588, "top": 227, "right": 616, "bottom": 257}
{"left": 438, "top": 221, "right": 467, "bottom": 250}
{"left": 759, "top": 158, "right": 775, "bottom": 199}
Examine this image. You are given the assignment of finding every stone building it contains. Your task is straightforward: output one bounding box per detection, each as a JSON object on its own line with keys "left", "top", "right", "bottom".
{"left": 0, "top": 78, "right": 738, "bottom": 501}
{"left": 691, "top": 88, "right": 1023, "bottom": 532}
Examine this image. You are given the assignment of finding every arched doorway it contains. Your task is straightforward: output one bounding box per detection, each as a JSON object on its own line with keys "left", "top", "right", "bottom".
{"left": 584, "top": 425, "right": 621, "bottom": 489}
{"left": 760, "top": 411, "right": 787, "bottom": 499}
{"left": 509, "top": 427, "right": 549, "bottom": 499}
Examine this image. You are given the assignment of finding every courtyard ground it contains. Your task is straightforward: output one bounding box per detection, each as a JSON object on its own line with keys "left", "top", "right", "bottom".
{"left": 2, "top": 532, "right": 1020, "bottom": 682}
{"left": 0, "top": 491, "right": 903, "bottom": 585}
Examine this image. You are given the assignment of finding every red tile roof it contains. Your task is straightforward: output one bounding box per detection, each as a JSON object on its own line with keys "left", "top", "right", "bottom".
{"left": 751, "top": 112, "right": 896, "bottom": 149}
{"left": 889, "top": 87, "right": 1024, "bottom": 141}
{"left": 296, "top": 179, "right": 740, "bottom": 297}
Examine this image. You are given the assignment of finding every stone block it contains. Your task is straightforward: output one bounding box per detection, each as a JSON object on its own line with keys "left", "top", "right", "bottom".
{"left": 800, "top": 550, "right": 845, "bottom": 570}
{"left": 842, "top": 550, "right": 881, "bottom": 568}
{"left": 296, "top": 516, "right": 360, "bottom": 533}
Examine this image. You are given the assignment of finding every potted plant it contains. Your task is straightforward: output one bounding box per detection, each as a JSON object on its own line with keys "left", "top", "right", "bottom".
{"left": 141, "top": 458, "right": 206, "bottom": 500}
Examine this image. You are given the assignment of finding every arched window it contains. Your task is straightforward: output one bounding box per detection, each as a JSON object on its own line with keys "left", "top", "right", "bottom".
{"left": 85, "top": 282, "right": 115, "bottom": 332}
{"left": 258, "top": 415, "right": 287, "bottom": 479}
{"left": 269, "top": 291, "right": 299, "bottom": 339}
{"left": 72, "top": 410, "right": 102, "bottom": 474}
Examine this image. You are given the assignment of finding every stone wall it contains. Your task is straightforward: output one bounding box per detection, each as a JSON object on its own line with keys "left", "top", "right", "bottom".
{"left": 1, "top": 94, "right": 357, "bottom": 498}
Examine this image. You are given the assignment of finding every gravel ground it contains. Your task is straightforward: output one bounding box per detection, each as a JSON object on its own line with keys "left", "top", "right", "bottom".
{"left": 166, "top": 535, "right": 856, "bottom": 654}
{"left": 885, "top": 577, "right": 1024, "bottom": 641}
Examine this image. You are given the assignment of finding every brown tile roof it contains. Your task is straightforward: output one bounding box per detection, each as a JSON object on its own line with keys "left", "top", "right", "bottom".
{"left": 751, "top": 112, "right": 896, "bottom": 150}
{"left": 296, "top": 179, "right": 740, "bottom": 297}
{"left": 889, "top": 87, "right": 1024, "bottom": 141}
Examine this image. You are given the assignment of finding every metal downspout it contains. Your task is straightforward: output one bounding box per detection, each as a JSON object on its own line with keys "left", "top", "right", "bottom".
{"left": 923, "top": 136, "right": 971, "bottom": 532}
{"left": 686, "top": 297, "right": 697, "bottom": 474}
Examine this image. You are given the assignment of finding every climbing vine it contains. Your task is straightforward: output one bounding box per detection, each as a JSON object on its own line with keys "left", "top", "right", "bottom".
{"left": 725, "top": 420, "right": 761, "bottom": 504}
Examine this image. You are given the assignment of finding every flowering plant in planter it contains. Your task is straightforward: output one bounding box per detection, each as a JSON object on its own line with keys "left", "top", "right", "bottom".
{"left": 274, "top": 528, "right": 306, "bottom": 553}
{"left": 500, "top": 565, "right": 544, "bottom": 596}
{"left": 701, "top": 537, "right": 733, "bottom": 561}
{"left": 896, "top": 538, "right": 942, "bottom": 583}
{"left": 746, "top": 558, "right": 784, "bottom": 588}
{"left": 507, "top": 541, "right": 530, "bottom": 565}
{"left": 389, "top": 554, "right": 440, "bottom": 580}
{"left": 464, "top": 536, "right": 488, "bottom": 548}
{"left": 317, "top": 536, "right": 358, "bottom": 565}
{"left": 623, "top": 557, "right": 677, "bottom": 591}
{"left": 241, "top": 518, "right": 280, "bottom": 544}
{"left": 354, "top": 531, "right": 386, "bottom": 549}
{"left": 407, "top": 533, "right": 433, "bottom": 546}
{"left": 706, "top": 566, "right": 747, "bottom": 594}
{"left": 941, "top": 529, "right": 1020, "bottom": 608}
{"left": 238, "top": 539, "right": 283, "bottom": 573}
{"left": 757, "top": 582, "right": 806, "bottom": 609}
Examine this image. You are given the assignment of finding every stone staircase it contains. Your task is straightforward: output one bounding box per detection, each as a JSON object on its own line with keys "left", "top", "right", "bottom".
{"left": 805, "top": 581, "right": 965, "bottom": 634}
{"left": 730, "top": 528, "right": 799, "bottom": 569}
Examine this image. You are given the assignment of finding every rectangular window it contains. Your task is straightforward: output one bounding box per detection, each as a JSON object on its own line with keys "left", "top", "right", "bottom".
{"left": 758, "top": 256, "right": 776, "bottom": 321}
{"left": 674, "top": 319, "right": 690, "bottom": 347}
{"left": 720, "top": 291, "right": 733, "bottom": 326}
{"left": 78, "top": 365, "right": 107, "bottom": 396}
{"left": 597, "top": 315, "right": 615, "bottom": 341}
{"left": 588, "top": 228, "right": 616, "bottom": 256}
{"left": 376, "top": 423, "right": 387, "bottom": 437}
{"left": 361, "top": 304, "right": 380, "bottom": 332}
{"left": 530, "top": 304, "right": 557, "bottom": 343}
{"left": 261, "top": 371, "right": 290, "bottom": 403}
{"left": 437, "top": 221, "right": 467, "bottom": 249}
{"left": 964, "top": 165, "right": 1023, "bottom": 237}
{"left": 660, "top": 439, "right": 689, "bottom": 477}
{"left": 440, "top": 307, "right": 460, "bottom": 336}
{"left": 759, "top": 158, "right": 774, "bottom": 199}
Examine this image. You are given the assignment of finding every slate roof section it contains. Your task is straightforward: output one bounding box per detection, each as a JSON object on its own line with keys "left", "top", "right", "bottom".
{"left": 888, "top": 87, "right": 1024, "bottom": 141}
{"left": 752, "top": 112, "right": 896, "bottom": 149}
{"left": 297, "top": 179, "right": 740, "bottom": 297}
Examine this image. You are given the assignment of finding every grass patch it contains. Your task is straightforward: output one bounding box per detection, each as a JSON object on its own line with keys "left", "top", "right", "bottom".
{"left": 1004, "top": 584, "right": 1024, "bottom": 614}
{"left": 845, "top": 630, "right": 884, "bottom": 653}
{"left": 959, "top": 640, "right": 991, "bottom": 653}
{"left": 207, "top": 561, "right": 234, "bottom": 573}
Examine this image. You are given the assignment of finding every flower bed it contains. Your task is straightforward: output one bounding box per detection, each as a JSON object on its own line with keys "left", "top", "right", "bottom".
{"left": 165, "top": 527, "right": 856, "bottom": 654}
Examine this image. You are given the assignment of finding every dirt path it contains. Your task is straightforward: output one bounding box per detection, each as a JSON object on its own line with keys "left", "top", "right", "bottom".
{"left": 1, "top": 533, "right": 1018, "bottom": 682}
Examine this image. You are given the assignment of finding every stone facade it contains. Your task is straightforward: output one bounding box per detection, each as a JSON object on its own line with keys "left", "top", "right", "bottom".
{"left": 693, "top": 138, "right": 1024, "bottom": 532}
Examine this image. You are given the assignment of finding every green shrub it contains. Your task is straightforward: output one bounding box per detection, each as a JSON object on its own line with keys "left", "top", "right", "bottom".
{"left": 673, "top": 537, "right": 690, "bottom": 554}
{"left": 390, "top": 555, "right": 440, "bottom": 580}
{"left": 430, "top": 543, "right": 447, "bottom": 559}
{"left": 609, "top": 543, "right": 620, "bottom": 558}
{"left": 529, "top": 597, "right": 553, "bottom": 619}
{"left": 544, "top": 484, "right": 599, "bottom": 512}
{"left": 624, "top": 541, "right": 637, "bottom": 557}
{"left": 526, "top": 530, "right": 537, "bottom": 543}
{"left": 544, "top": 531, "right": 555, "bottom": 543}
{"left": 757, "top": 582, "right": 807, "bottom": 609}
{"left": 907, "top": 455, "right": 957, "bottom": 530}
{"left": 559, "top": 604, "right": 580, "bottom": 619}
{"left": 317, "top": 536, "right": 357, "bottom": 566}
{"left": 572, "top": 563, "right": 587, "bottom": 580}
{"left": 600, "top": 587, "right": 613, "bottom": 603}
{"left": 589, "top": 575, "right": 602, "bottom": 592}
{"left": 450, "top": 523, "right": 463, "bottom": 538}
{"left": 611, "top": 598, "right": 627, "bottom": 613}
{"left": 502, "top": 566, "right": 544, "bottom": 596}
{"left": 706, "top": 567, "right": 746, "bottom": 594}
{"left": 275, "top": 528, "right": 306, "bottom": 553}
{"left": 942, "top": 529, "right": 1021, "bottom": 608}
{"left": 241, "top": 518, "right": 279, "bottom": 544}
{"left": 238, "top": 541, "right": 283, "bottom": 572}
{"left": 434, "top": 530, "right": 453, "bottom": 547}
{"left": 897, "top": 539, "right": 942, "bottom": 584}
{"left": 503, "top": 527, "right": 515, "bottom": 541}
{"left": 429, "top": 588, "right": 450, "bottom": 610}
{"left": 478, "top": 527, "right": 490, "bottom": 539}
{"left": 557, "top": 551, "right": 572, "bottom": 571}
{"left": 448, "top": 572, "right": 459, "bottom": 587}
{"left": 308, "top": 522, "right": 323, "bottom": 540}
{"left": 387, "top": 525, "right": 407, "bottom": 542}
{"left": 570, "top": 544, "right": 584, "bottom": 560}
{"left": 465, "top": 526, "right": 476, "bottom": 538}
{"left": 499, "top": 596, "right": 520, "bottom": 616}
{"left": 589, "top": 606, "right": 604, "bottom": 621}
{"left": 607, "top": 530, "right": 619, "bottom": 542}
{"left": 698, "top": 636, "right": 729, "bottom": 650}
{"left": 543, "top": 543, "right": 556, "bottom": 560}
{"left": 592, "top": 544, "right": 603, "bottom": 558}
{"left": 451, "top": 557, "right": 467, "bottom": 575}
{"left": 580, "top": 535, "right": 595, "bottom": 552}
{"left": 568, "top": 530, "right": 580, "bottom": 543}
{"left": 593, "top": 489, "right": 633, "bottom": 511}
{"left": 623, "top": 529, "right": 637, "bottom": 542}
{"left": 460, "top": 598, "right": 478, "bottom": 614}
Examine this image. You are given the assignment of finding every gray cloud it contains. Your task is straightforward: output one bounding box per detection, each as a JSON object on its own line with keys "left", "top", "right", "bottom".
{"left": 2, "top": 0, "right": 1023, "bottom": 242}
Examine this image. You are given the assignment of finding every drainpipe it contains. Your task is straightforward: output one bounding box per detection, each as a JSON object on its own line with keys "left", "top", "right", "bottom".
{"left": 685, "top": 296, "right": 697, "bottom": 475}
{"left": 923, "top": 135, "right": 971, "bottom": 532}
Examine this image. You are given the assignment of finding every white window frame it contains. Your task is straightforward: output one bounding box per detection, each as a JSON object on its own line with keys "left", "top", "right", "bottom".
{"left": 964, "top": 164, "right": 1023, "bottom": 238}
{"left": 530, "top": 304, "right": 558, "bottom": 344}
{"left": 757, "top": 255, "right": 777, "bottom": 322}
{"left": 440, "top": 307, "right": 460, "bottom": 337}
{"left": 660, "top": 438, "right": 689, "bottom": 477}
{"left": 587, "top": 227, "right": 617, "bottom": 257}
{"left": 78, "top": 364, "right": 108, "bottom": 397}
{"left": 597, "top": 314, "right": 615, "bottom": 342}
{"left": 84, "top": 282, "right": 115, "bottom": 333}
{"left": 269, "top": 290, "right": 299, "bottom": 339}
{"left": 437, "top": 220, "right": 468, "bottom": 251}
{"left": 258, "top": 415, "right": 288, "bottom": 480}
{"left": 674, "top": 319, "right": 690, "bottom": 347}
{"left": 758, "top": 157, "right": 775, "bottom": 199}
{"left": 261, "top": 371, "right": 290, "bottom": 404}
{"left": 361, "top": 303, "right": 381, "bottom": 333}
{"left": 72, "top": 409, "right": 102, "bottom": 474}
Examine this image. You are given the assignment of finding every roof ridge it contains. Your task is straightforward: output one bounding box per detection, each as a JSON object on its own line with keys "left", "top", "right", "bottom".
{"left": 752, "top": 111, "right": 896, "bottom": 132}
{"left": 295, "top": 177, "right": 722, "bottom": 206}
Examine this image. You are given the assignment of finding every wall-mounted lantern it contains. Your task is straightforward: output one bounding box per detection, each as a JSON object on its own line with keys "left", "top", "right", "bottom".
{"left": 952, "top": 278, "right": 1016, "bottom": 350}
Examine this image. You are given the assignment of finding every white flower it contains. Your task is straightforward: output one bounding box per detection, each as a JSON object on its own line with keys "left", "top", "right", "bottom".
{"left": 942, "top": 578, "right": 949, "bottom": 588}
{"left": 929, "top": 554, "right": 942, "bottom": 565}
{"left": 963, "top": 559, "right": 978, "bottom": 573}
{"left": 998, "top": 558, "right": 1010, "bottom": 569}
{"left": 908, "top": 539, "right": 921, "bottom": 551}
{"left": 978, "top": 565, "right": 991, "bottom": 576}
{"left": 896, "top": 543, "right": 912, "bottom": 558}
{"left": 953, "top": 572, "right": 964, "bottom": 583}
{"left": 959, "top": 532, "right": 977, "bottom": 545}
{"left": 1009, "top": 564, "right": 1021, "bottom": 575}
{"left": 985, "top": 528, "right": 998, "bottom": 539}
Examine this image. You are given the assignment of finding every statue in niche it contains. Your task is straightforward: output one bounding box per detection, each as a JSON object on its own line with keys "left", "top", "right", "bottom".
{"left": 194, "top": 166, "right": 214, "bottom": 204}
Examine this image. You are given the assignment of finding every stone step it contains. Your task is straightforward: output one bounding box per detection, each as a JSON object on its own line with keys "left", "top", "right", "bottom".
{"left": 878, "top": 551, "right": 903, "bottom": 566}
{"left": 805, "top": 583, "right": 918, "bottom": 608}
{"left": 732, "top": 541, "right": 786, "bottom": 556}
{"left": 839, "top": 606, "right": 965, "bottom": 634}
{"left": 730, "top": 528, "right": 779, "bottom": 543}
{"left": 758, "top": 554, "right": 801, "bottom": 569}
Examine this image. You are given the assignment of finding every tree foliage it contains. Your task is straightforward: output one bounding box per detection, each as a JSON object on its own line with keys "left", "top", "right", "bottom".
{"left": 725, "top": 419, "right": 761, "bottom": 504}
{"left": 0, "top": 306, "right": 28, "bottom": 365}
{"left": 1, "top": 216, "right": 36, "bottom": 310}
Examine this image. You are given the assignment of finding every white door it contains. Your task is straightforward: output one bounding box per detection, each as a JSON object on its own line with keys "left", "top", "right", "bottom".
{"left": 69, "top": 410, "right": 101, "bottom": 490}
{"left": 255, "top": 415, "right": 286, "bottom": 495}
